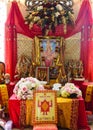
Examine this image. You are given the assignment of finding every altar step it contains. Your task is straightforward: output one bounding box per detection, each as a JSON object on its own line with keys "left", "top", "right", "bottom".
{"left": 12, "top": 127, "right": 70, "bottom": 130}
{"left": 12, "top": 125, "right": 93, "bottom": 130}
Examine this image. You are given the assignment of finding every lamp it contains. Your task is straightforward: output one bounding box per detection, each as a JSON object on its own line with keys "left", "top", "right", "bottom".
{"left": 25, "top": 0, "right": 74, "bottom": 35}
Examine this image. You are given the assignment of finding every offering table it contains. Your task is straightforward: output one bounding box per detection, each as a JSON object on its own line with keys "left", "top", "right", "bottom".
{"left": 81, "top": 82, "right": 93, "bottom": 112}
{"left": 8, "top": 94, "right": 90, "bottom": 130}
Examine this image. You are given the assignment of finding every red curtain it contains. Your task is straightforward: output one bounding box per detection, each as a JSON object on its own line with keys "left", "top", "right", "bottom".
{"left": 79, "top": 1, "right": 93, "bottom": 81}
{"left": 5, "top": 0, "right": 93, "bottom": 81}
{"left": 85, "top": 25, "right": 93, "bottom": 81}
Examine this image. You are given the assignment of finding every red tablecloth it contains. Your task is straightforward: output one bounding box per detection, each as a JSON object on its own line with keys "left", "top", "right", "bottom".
{"left": 71, "top": 79, "right": 93, "bottom": 112}
{"left": 8, "top": 94, "right": 90, "bottom": 130}
{"left": 6, "top": 82, "right": 15, "bottom": 97}
{"left": 81, "top": 82, "right": 93, "bottom": 112}
{"left": 71, "top": 79, "right": 84, "bottom": 88}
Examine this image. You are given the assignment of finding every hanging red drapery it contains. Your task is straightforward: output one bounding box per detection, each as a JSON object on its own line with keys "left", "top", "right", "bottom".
{"left": 5, "top": 0, "right": 93, "bottom": 81}
{"left": 5, "top": 1, "right": 42, "bottom": 81}
{"left": 85, "top": 25, "right": 93, "bottom": 81}
{"left": 79, "top": 0, "right": 93, "bottom": 81}
{"left": 5, "top": 25, "right": 17, "bottom": 81}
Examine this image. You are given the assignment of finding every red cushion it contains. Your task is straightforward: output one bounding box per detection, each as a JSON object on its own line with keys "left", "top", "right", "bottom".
{"left": 33, "top": 124, "right": 58, "bottom": 130}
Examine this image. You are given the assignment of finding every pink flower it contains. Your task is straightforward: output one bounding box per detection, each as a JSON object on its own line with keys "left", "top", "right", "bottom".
{"left": 60, "top": 83, "right": 82, "bottom": 98}
{"left": 36, "top": 85, "right": 44, "bottom": 90}
{"left": 13, "top": 77, "right": 44, "bottom": 100}
{"left": 22, "top": 86, "right": 27, "bottom": 92}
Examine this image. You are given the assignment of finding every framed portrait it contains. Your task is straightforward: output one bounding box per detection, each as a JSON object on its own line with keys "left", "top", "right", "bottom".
{"left": 32, "top": 90, "right": 57, "bottom": 124}
{"left": 33, "top": 36, "right": 66, "bottom": 83}
{"left": 36, "top": 67, "right": 49, "bottom": 82}
{"left": 34, "top": 36, "right": 65, "bottom": 67}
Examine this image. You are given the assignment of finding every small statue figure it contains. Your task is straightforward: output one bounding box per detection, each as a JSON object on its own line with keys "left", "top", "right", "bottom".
{"left": 15, "top": 54, "right": 31, "bottom": 78}
{"left": 4, "top": 73, "right": 10, "bottom": 84}
{"left": 78, "top": 61, "right": 83, "bottom": 78}
{"left": 68, "top": 60, "right": 74, "bottom": 78}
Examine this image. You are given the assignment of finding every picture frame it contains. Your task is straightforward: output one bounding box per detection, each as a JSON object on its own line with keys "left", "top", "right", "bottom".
{"left": 34, "top": 36, "right": 65, "bottom": 80}
{"left": 36, "top": 67, "right": 49, "bottom": 82}
{"left": 34, "top": 36, "right": 65, "bottom": 67}
{"left": 32, "top": 90, "right": 57, "bottom": 124}
{"left": 33, "top": 36, "right": 66, "bottom": 84}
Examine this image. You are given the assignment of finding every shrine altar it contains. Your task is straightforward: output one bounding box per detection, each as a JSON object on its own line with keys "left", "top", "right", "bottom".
{"left": 8, "top": 94, "right": 90, "bottom": 130}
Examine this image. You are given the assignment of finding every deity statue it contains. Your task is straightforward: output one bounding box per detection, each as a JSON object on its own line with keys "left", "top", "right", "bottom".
{"left": 15, "top": 54, "right": 31, "bottom": 78}
{"left": 78, "top": 60, "right": 83, "bottom": 78}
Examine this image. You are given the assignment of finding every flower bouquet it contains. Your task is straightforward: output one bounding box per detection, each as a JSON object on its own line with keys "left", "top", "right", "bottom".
{"left": 52, "top": 83, "right": 62, "bottom": 97}
{"left": 13, "top": 77, "right": 44, "bottom": 100}
{"left": 60, "top": 83, "right": 82, "bottom": 98}
{"left": 25, "top": 0, "right": 74, "bottom": 35}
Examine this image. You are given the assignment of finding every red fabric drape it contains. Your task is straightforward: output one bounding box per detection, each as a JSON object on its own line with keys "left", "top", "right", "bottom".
{"left": 86, "top": 25, "right": 93, "bottom": 81}
{"left": 5, "top": 25, "right": 17, "bottom": 81}
{"left": 79, "top": 1, "right": 93, "bottom": 81}
{"left": 5, "top": 0, "right": 93, "bottom": 81}
{"left": 5, "top": 2, "right": 42, "bottom": 81}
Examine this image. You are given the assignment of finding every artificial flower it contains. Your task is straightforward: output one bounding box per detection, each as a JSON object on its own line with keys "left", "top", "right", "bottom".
{"left": 37, "top": 6, "right": 43, "bottom": 11}
{"left": 13, "top": 77, "right": 44, "bottom": 100}
{"left": 52, "top": 83, "right": 62, "bottom": 97}
{"left": 25, "top": 1, "right": 74, "bottom": 35}
{"left": 55, "top": 12, "right": 60, "bottom": 17}
{"left": 56, "top": 4, "right": 63, "bottom": 11}
{"left": 34, "top": 16, "right": 40, "bottom": 22}
{"left": 60, "top": 83, "right": 82, "bottom": 98}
